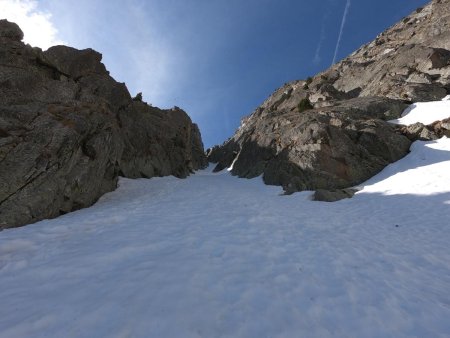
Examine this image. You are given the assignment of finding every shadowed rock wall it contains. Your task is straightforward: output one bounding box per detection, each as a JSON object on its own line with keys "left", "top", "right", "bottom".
{"left": 0, "top": 20, "right": 207, "bottom": 229}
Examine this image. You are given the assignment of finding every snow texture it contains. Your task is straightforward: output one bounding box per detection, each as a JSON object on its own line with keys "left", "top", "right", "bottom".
{"left": 0, "top": 102, "right": 450, "bottom": 338}
{"left": 389, "top": 96, "right": 450, "bottom": 125}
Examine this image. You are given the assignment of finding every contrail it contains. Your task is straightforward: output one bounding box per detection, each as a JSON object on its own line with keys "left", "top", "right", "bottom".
{"left": 332, "top": 0, "right": 351, "bottom": 65}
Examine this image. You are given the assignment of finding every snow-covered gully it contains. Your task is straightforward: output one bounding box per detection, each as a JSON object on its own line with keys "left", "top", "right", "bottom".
{"left": 1, "top": 101, "right": 450, "bottom": 337}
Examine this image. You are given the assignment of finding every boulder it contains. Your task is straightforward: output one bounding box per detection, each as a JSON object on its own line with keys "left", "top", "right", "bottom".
{"left": 398, "top": 122, "right": 438, "bottom": 141}
{"left": 430, "top": 117, "right": 450, "bottom": 137}
{"left": 313, "top": 188, "right": 357, "bottom": 202}
{"left": 0, "top": 20, "right": 207, "bottom": 229}
{"left": 43, "top": 46, "right": 108, "bottom": 79}
{"left": 0, "top": 19, "right": 23, "bottom": 41}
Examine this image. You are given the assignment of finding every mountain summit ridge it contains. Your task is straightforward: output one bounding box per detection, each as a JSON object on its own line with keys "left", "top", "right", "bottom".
{"left": 208, "top": 0, "right": 450, "bottom": 194}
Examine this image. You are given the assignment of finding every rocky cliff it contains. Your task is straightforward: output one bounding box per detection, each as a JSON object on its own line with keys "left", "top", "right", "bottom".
{"left": 0, "top": 20, "right": 207, "bottom": 229}
{"left": 208, "top": 0, "right": 450, "bottom": 194}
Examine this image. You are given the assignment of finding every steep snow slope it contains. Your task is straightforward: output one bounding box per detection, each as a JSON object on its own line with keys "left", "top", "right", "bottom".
{"left": 0, "top": 103, "right": 450, "bottom": 337}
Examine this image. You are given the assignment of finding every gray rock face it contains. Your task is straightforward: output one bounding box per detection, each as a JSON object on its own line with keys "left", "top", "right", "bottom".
{"left": 329, "top": 0, "right": 450, "bottom": 102}
{"left": 210, "top": 98, "right": 411, "bottom": 193}
{"left": 209, "top": 0, "right": 449, "bottom": 194}
{"left": 118, "top": 103, "right": 207, "bottom": 179}
{"left": 0, "top": 19, "right": 207, "bottom": 229}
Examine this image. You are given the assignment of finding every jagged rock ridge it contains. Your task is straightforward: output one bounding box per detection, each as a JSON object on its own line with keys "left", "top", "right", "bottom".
{"left": 0, "top": 20, "right": 207, "bottom": 229}
{"left": 208, "top": 0, "right": 450, "bottom": 194}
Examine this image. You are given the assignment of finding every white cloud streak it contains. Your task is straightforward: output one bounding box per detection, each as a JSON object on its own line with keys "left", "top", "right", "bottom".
{"left": 331, "top": 0, "right": 351, "bottom": 65}
{"left": 0, "top": 0, "right": 64, "bottom": 50}
{"left": 313, "top": 20, "right": 326, "bottom": 64}
{"left": 313, "top": 4, "right": 332, "bottom": 65}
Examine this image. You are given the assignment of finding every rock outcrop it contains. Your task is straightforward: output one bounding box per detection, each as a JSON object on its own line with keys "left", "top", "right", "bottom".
{"left": 0, "top": 19, "right": 207, "bottom": 229}
{"left": 208, "top": 0, "right": 449, "bottom": 194}
{"left": 397, "top": 117, "right": 450, "bottom": 141}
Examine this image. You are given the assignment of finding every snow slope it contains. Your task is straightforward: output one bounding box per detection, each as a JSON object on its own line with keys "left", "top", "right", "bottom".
{"left": 0, "top": 103, "right": 450, "bottom": 338}
{"left": 389, "top": 95, "right": 450, "bottom": 126}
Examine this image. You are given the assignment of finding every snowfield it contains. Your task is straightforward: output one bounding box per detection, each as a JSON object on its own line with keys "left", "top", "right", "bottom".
{"left": 1, "top": 102, "right": 450, "bottom": 338}
{"left": 389, "top": 95, "right": 450, "bottom": 126}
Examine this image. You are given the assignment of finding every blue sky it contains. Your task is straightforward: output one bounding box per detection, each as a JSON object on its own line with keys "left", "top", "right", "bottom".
{"left": 2, "top": 0, "right": 429, "bottom": 147}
